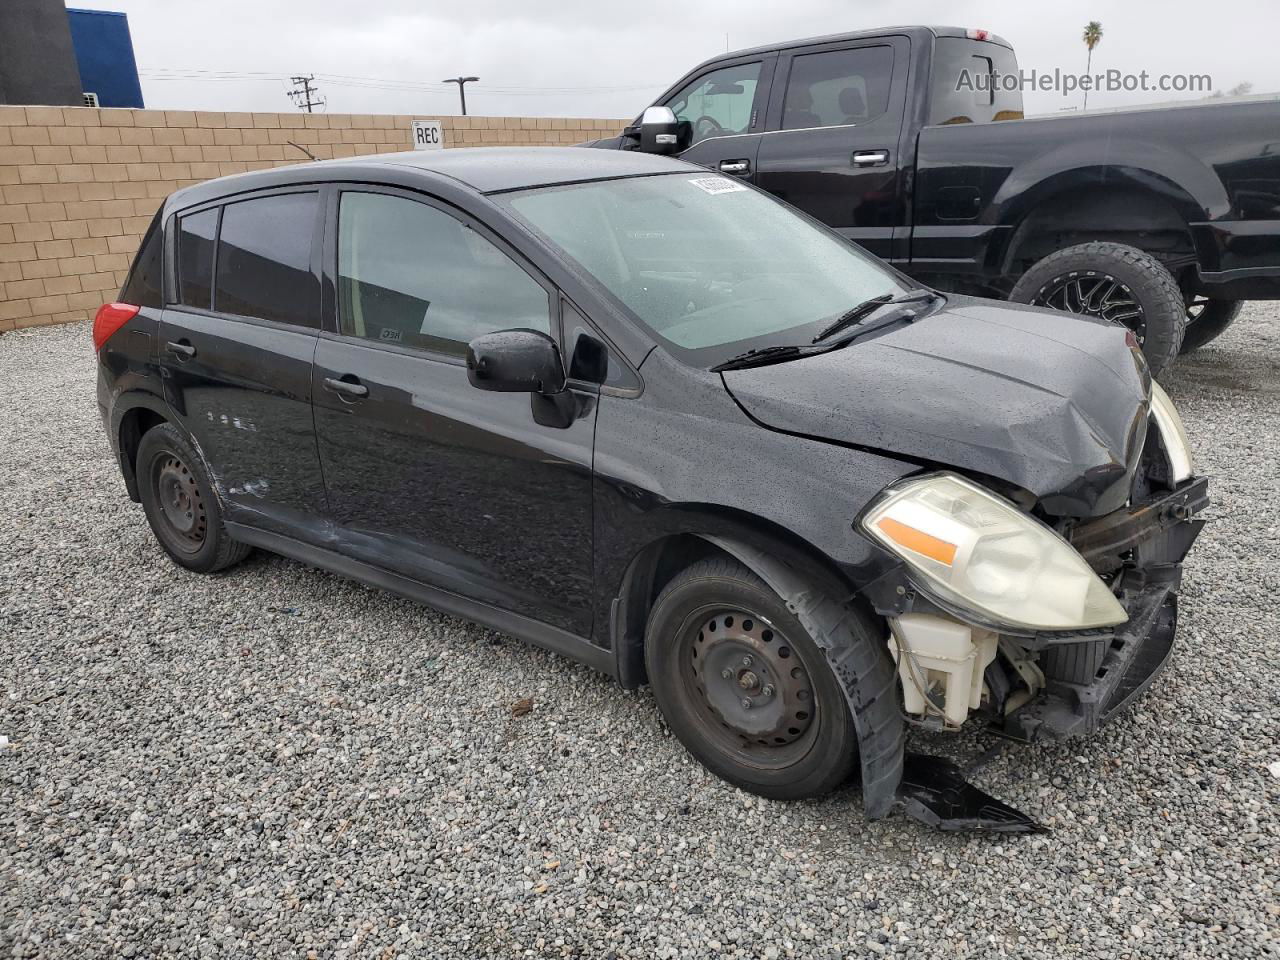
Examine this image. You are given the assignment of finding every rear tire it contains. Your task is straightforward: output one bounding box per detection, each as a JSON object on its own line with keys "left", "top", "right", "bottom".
{"left": 1179, "top": 298, "right": 1242, "bottom": 353}
{"left": 644, "top": 557, "right": 865, "bottom": 800}
{"left": 1009, "top": 241, "right": 1186, "bottom": 377}
{"left": 136, "top": 423, "right": 251, "bottom": 574}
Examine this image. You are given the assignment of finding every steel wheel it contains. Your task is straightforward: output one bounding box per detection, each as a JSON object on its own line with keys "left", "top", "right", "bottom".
{"left": 1032, "top": 273, "right": 1145, "bottom": 342}
{"left": 681, "top": 605, "right": 820, "bottom": 769}
{"left": 150, "top": 453, "right": 207, "bottom": 553}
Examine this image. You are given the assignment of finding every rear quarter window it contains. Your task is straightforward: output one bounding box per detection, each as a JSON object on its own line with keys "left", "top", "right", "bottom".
{"left": 119, "top": 210, "right": 163, "bottom": 308}
{"left": 176, "top": 208, "right": 218, "bottom": 309}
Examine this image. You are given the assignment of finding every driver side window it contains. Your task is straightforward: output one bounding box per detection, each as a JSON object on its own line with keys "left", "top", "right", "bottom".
{"left": 666, "top": 61, "right": 761, "bottom": 146}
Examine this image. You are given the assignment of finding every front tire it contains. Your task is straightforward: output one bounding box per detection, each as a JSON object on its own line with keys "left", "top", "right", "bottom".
{"left": 1009, "top": 241, "right": 1186, "bottom": 377}
{"left": 137, "top": 423, "right": 251, "bottom": 574}
{"left": 1180, "top": 297, "right": 1242, "bottom": 353}
{"left": 645, "top": 558, "right": 863, "bottom": 800}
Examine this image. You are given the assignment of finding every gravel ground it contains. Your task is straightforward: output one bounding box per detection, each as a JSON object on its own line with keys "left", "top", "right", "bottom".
{"left": 2, "top": 310, "right": 1278, "bottom": 959}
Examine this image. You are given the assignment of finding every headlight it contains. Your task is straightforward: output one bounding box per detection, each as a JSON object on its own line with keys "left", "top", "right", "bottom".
{"left": 1149, "top": 381, "right": 1193, "bottom": 484}
{"left": 861, "top": 473, "right": 1127, "bottom": 631}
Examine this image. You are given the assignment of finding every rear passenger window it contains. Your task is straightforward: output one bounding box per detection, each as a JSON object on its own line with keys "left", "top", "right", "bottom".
{"left": 337, "top": 191, "right": 551, "bottom": 357}
{"left": 176, "top": 208, "right": 217, "bottom": 309}
{"left": 781, "top": 46, "right": 894, "bottom": 131}
{"left": 120, "top": 210, "right": 164, "bottom": 308}
{"left": 214, "top": 193, "right": 320, "bottom": 328}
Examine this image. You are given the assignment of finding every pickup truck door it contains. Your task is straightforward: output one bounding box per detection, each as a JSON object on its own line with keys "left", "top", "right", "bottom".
{"left": 661, "top": 54, "right": 777, "bottom": 182}
{"left": 753, "top": 36, "right": 910, "bottom": 262}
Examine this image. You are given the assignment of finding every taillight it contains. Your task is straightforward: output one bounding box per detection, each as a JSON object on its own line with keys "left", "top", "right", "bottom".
{"left": 92, "top": 302, "right": 140, "bottom": 352}
{"left": 966, "top": 28, "right": 990, "bottom": 41}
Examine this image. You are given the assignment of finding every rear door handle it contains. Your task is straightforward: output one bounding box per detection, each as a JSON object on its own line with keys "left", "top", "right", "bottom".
{"left": 718, "top": 159, "right": 751, "bottom": 176}
{"left": 852, "top": 149, "right": 890, "bottom": 167}
{"left": 165, "top": 340, "right": 196, "bottom": 359}
{"left": 323, "top": 376, "right": 368, "bottom": 400}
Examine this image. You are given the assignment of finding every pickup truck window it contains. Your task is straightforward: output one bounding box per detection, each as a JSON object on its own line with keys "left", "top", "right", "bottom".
{"left": 927, "top": 38, "right": 1023, "bottom": 125}
{"left": 504, "top": 174, "right": 904, "bottom": 365}
{"left": 781, "top": 46, "right": 894, "bottom": 131}
{"left": 667, "top": 62, "right": 761, "bottom": 146}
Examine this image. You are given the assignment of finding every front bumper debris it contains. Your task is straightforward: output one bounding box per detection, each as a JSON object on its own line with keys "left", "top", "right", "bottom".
{"left": 897, "top": 753, "right": 1047, "bottom": 833}
{"left": 996, "top": 581, "right": 1180, "bottom": 742}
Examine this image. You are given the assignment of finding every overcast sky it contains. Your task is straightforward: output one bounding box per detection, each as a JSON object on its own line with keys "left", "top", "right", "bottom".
{"left": 69, "top": 0, "right": 1277, "bottom": 119}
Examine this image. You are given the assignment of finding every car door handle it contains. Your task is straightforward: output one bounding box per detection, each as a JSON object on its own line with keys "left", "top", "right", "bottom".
{"left": 852, "top": 149, "right": 890, "bottom": 167}
{"left": 165, "top": 340, "right": 196, "bottom": 359}
{"left": 323, "top": 376, "right": 368, "bottom": 399}
{"left": 719, "top": 159, "right": 751, "bottom": 176}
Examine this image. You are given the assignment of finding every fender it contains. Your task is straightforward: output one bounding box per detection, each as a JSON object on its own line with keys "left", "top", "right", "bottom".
{"left": 704, "top": 536, "right": 906, "bottom": 820}
{"left": 107, "top": 387, "right": 172, "bottom": 502}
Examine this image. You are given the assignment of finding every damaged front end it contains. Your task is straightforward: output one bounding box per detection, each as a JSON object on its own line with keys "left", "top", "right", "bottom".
{"left": 859, "top": 385, "right": 1207, "bottom": 831}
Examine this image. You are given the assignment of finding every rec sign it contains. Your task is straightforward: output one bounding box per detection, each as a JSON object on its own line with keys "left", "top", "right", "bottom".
{"left": 411, "top": 120, "right": 444, "bottom": 150}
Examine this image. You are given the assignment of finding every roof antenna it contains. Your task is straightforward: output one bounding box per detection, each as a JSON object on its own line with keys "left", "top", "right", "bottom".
{"left": 287, "top": 141, "right": 317, "bottom": 162}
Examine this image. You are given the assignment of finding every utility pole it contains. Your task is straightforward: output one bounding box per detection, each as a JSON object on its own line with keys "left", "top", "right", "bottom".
{"left": 442, "top": 76, "right": 479, "bottom": 116}
{"left": 287, "top": 75, "right": 325, "bottom": 113}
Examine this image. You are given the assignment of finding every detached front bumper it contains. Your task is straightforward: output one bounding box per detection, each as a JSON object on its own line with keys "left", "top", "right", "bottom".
{"left": 995, "top": 475, "right": 1208, "bottom": 743}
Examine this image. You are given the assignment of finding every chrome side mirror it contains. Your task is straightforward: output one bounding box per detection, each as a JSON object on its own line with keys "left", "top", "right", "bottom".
{"left": 639, "top": 106, "right": 680, "bottom": 154}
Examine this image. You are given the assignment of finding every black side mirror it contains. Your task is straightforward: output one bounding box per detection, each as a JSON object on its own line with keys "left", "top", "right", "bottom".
{"left": 639, "top": 105, "right": 680, "bottom": 154}
{"left": 466, "top": 329, "right": 566, "bottom": 395}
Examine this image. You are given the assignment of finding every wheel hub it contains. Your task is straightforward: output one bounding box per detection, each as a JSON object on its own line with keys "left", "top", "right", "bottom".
{"left": 691, "top": 611, "right": 814, "bottom": 745}
{"left": 155, "top": 456, "right": 206, "bottom": 544}
{"left": 1033, "top": 273, "right": 1146, "bottom": 342}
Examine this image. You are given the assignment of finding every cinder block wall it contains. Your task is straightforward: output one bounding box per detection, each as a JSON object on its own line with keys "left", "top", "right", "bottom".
{"left": 0, "top": 106, "right": 628, "bottom": 331}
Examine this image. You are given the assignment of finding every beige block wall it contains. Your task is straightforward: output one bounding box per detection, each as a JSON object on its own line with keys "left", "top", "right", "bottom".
{"left": 0, "top": 106, "right": 628, "bottom": 332}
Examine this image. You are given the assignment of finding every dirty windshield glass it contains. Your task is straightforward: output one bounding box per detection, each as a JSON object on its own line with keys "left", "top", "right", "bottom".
{"left": 503, "top": 174, "right": 906, "bottom": 366}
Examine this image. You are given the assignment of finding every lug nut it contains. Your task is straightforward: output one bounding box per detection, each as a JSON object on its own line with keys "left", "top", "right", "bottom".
{"left": 741, "top": 655, "right": 754, "bottom": 668}
{"left": 741, "top": 698, "right": 753, "bottom": 710}
{"left": 761, "top": 684, "right": 775, "bottom": 697}
{"left": 721, "top": 669, "right": 734, "bottom": 680}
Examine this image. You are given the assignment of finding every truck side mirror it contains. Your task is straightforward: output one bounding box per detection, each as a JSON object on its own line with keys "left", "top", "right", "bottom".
{"left": 639, "top": 106, "right": 681, "bottom": 154}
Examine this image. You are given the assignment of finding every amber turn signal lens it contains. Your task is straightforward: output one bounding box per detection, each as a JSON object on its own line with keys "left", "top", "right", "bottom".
{"left": 876, "top": 516, "right": 958, "bottom": 566}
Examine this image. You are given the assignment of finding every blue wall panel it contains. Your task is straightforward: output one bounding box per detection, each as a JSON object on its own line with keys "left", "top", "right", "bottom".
{"left": 67, "top": 8, "right": 144, "bottom": 109}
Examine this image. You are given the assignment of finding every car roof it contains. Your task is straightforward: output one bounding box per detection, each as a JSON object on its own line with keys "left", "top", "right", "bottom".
{"left": 167, "top": 147, "right": 696, "bottom": 210}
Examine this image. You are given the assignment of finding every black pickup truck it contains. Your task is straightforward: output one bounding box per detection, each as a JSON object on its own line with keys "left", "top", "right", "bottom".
{"left": 586, "top": 25, "right": 1280, "bottom": 374}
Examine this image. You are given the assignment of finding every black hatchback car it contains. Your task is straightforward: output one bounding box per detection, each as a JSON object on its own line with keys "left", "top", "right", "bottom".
{"left": 95, "top": 147, "right": 1207, "bottom": 824}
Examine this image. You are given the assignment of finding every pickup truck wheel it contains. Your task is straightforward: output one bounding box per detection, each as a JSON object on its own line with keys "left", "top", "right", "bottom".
{"left": 1010, "top": 241, "right": 1185, "bottom": 377}
{"left": 1180, "top": 298, "right": 1242, "bottom": 353}
{"left": 644, "top": 558, "right": 862, "bottom": 800}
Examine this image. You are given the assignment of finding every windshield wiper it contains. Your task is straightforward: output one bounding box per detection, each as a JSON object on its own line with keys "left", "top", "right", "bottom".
{"left": 710, "top": 344, "right": 808, "bottom": 372}
{"left": 810, "top": 289, "right": 939, "bottom": 343}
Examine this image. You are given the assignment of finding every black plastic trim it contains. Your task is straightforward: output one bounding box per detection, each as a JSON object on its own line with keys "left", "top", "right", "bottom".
{"left": 225, "top": 522, "right": 617, "bottom": 678}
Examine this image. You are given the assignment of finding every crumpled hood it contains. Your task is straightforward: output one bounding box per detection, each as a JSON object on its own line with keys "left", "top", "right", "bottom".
{"left": 721, "top": 297, "right": 1151, "bottom": 518}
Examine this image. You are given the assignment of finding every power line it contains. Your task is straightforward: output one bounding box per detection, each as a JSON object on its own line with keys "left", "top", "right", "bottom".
{"left": 139, "top": 67, "right": 659, "bottom": 95}
{"left": 286, "top": 74, "right": 325, "bottom": 112}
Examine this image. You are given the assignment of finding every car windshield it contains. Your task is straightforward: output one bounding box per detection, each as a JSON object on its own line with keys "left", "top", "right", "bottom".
{"left": 501, "top": 173, "right": 907, "bottom": 366}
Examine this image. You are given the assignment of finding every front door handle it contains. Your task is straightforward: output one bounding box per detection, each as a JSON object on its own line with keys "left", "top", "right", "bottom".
{"left": 165, "top": 340, "right": 196, "bottom": 359}
{"left": 323, "top": 376, "right": 369, "bottom": 400}
{"left": 719, "top": 159, "right": 751, "bottom": 176}
{"left": 852, "top": 149, "right": 890, "bottom": 167}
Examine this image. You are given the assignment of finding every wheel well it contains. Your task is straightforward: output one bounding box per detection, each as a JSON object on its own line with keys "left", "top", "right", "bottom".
{"left": 1003, "top": 187, "right": 1197, "bottom": 289}
{"left": 118, "top": 407, "right": 168, "bottom": 502}
{"left": 612, "top": 530, "right": 858, "bottom": 689}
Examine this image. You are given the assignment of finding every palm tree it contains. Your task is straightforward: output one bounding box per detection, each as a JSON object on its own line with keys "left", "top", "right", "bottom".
{"left": 1082, "top": 21, "right": 1103, "bottom": 110}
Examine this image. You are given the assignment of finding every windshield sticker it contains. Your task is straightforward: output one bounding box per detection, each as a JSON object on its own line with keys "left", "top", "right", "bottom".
{"left": 688, "top": 176, "right": 747, "bottom": 195}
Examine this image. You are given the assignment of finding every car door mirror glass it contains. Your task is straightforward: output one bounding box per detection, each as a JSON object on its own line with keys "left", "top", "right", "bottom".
{"left": 466, "top": 329, "right": 566, "bottom": 394}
